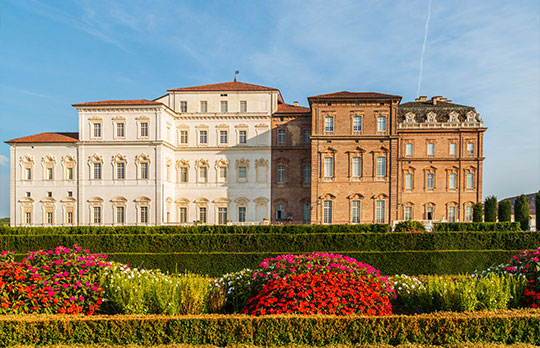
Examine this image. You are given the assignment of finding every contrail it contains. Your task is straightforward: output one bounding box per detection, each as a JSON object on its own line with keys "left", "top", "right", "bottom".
{"left": 416, "top": 0, "right": 432, "bottom": 97}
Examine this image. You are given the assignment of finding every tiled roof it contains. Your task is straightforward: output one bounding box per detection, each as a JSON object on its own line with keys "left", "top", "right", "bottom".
{"left": 308, "top": 91, "right": 402, "bottom": 99}
{"left": 275, "top": 103, "right": 311, "bottom": 114}
{"left": 6, "top": 132, "right": 79, "bottom": 143}
{"left": 168, "top": 81, "right": 279, "bottom": 92}
{"left": 72, "top": 99, "right": 162, "bottom": 107}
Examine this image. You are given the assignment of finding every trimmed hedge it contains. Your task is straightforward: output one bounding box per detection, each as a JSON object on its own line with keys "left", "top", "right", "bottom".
{"left": 433, "top": 222, "right": 521, "bottom": 232}
{"left": 2, "top": 232, "right": 540, "bottom": 254}
{"left": 0, "top": 224, "right": 390, "bottom": 235}
{"left": 0, "top": 311, "right": 539, "bottom": 346}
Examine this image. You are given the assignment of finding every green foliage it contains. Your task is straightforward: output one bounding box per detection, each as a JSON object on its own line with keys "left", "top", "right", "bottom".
{"left": 0, "top": 218, "right": 9, "bottom": 226}
{"left": 535, "top": 191, "right": 540, "bottom": 231}
{"left": 393, "top": 220, "right": 426, "bottom": 232}
{"left": 473, "top": 203, "right": 484, "bottom": 222}
{"left": 499, "top": 200, "right": 513, "bottom": 222}
{"left": 484, "top": 196, "right": 498, "bottom": 222}
{"left": 515, "top": 195, "right": 530, "bottom": 231}
{"left": 433, "top": 222, "right": 521, "bottom": 232}
{"left": 210, "top": 269, "right": 264, "bottom": 313}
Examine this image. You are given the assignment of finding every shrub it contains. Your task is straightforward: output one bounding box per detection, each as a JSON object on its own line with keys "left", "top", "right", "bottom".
{"left": 473, "top": 203, "right": 484, "bottom": 222}
{"left": 394, "top": 220, "right": 426, "bottom": 232}
{"left": 498, "top": 200, "right": 513, "bottom": 222}
{"left": 515, "top": 195, "right": 530, "bottom": 231}
{"left": 433, "top": 222, "right": 521, "bottom": 232}
{"left": 209, "top": 268, "right": 264, "bottom": 314}
{"left": 501, "top": 247, "right": 540, "bottom": 308}
{"left": 484, "top": 196, "right": 498, "bottom": 222}
{"left": 242, "top": 272, "right": 393, "bottom": 316}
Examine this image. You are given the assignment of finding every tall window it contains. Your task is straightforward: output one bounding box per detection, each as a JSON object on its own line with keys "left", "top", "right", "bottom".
{"left": 199, "top": 207, "right": 207, "bottom": 223}
{"left": 199, "top": 167, "right": 208, "bottom": 182}
{"left": 377, "top": 116, "right": 386, "bottom": 132}
{"left": 303, "top": 203, "right": 311, "bottom": 221}
{"left": 93, "top": 207, "right": 101, "bottom": 224}
{"left": 238, "top": 167, "right": 247, "bottom": 181}
{"left": 427, "top": 143, "right": 435, "bottom": 156}
{"left": 140, "top": 206, "right": 148, "bottom": 224}
{"left": 466, "top": 173, "right": 474, "bottom": 189}
{"left": 467, "top": 143, "right": 474, "bottom": 155}
{"left": 93, "top": 163, "right": 102, "bottom": 180}
{"left": 404, "top": 206, "right": 412, "bottom": 220}
{"left": 303, "top": 165, "right": 311, "bottom": 183}
{"left": 93, "top": 123, "right": 102, "bottom": 138}
{"left": 277, "top": 129, "right": 286, "bottom": 144}
{"left": 376, "top": 200, "right": 385, "bottom": 223}
{"left": 179, "top": 130, "right": 188, "bottom": 144}
{"left": 277, "top": 165, "right": 285, "bottom": 183}
{"left": 405, "top": 173, "right": 413, "bottom": 189}
{"left": 324, "top": 116, "right": 334, "bottom": 132}
{"left": 376, "top": 157, "right": 386, "bottom": 178}
{"left": 200, "top": 101, "right": 207, "bottom": 112}
{"left": 219, "top": 130, "right": 228, "bottom": 144}
{"left": 199, "top": 130, "right": 208, "bottom": 144}
{"left": 352, "top": 157, "right": 362, "bottom": 178}
{"left": 180, "top": 167, "right": 188, "bottom": 183}
{"left": 323, "top": 157, "right": 333, "bottom": 178}
{"left": 25, "top": 168, "right": 32, "bottom": 180}
{"left": 67, "top": 211, "right": 73, "bottom": 224}
{"left": 351, "top": 200, "right": 361, "bottom": 223}
{"left": 276, "top": 204, "right": 285, "bottom": 220}
{"left": 180, "top": 101, "right": 187, "bottom": 112}
{"left": 426, "top": 206, "right": 434, "bottom": 220}
{"left": 117, "top": 123, "right": 125, "bottom": 137}
{"left": 323, "top": 200, "right": 333, "bottom": 224}
{"left": 218, "top": 207, "right": 228, "bottom": 224}
{"left": 448, "top": 206, "right": 456, "bottom": 222}
{"left": 219, "top": 167, "right": 227, "bottom": 181}
{"left": 426, "top": 173, "right": 434, "bottom": 189}
{"left": 238, "top": 207, "right": 246, "bottom": 222}
{"left": 239, "top": 130, "right": 247, "bottom": 144}
{"left": 67, "top": 167, "right": 74, "bottom": 180}
{"left": 140, "top": 122, "right": 148, "bottom": 137}
{"left": 240, "top": 101, "right": 247, "bottom": 112}
{"left": 450, "top": 143, "right": 457, "bottom": 156}
{"left": 449, "top": 173, "right": 457, "bottom": 189}
{"left": 46, "top": 168, "right": 53, "bottom": 180}
{"left": 25, "top": 212, "right": 32, "bottom": 224}
{"left": 46, "top": 211, "right": 54, "bottom": 225}
{"left": 179, "top": 207, "right": 187, "bottom": 223}
{"left": 116, "top": 206, "right": 125, "bottom": 224}
{"left": 140, "top": 163, "right": 149, "bottom": 179}
{"left": 303, "top": 130, "right": 311, "bottom": 144}
{"left": 220, "top": 101, "right": 228, "bottom": 112}
{"left": 353, "top": 116, "right": 362, "bottom": 132}
{"left": 465, "top": 206, "right": 473, "bottom": 221}
{"left": 117, "top": 163, "right": 125, "bottom": 179}
{"left": 405, "top": 143, "right": 413, "bottom": 156}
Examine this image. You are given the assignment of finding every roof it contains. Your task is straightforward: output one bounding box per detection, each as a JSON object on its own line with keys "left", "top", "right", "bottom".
{"left": 308, "top": 91, "right": 402, "bottom": 100}
{"left": 275, "top": 103, "right": 311, "bottom": 114}
{"left": 168, "top": 81, "right": 279, "bottom": 92}
{"left": 400, "top": 101, "right": 473, "bottom": 109}
{"left": 6, "top": 132, "right": 79, "bottom": 144}
{"left": 72, "top": 99, "right": 162, "bottom": 107}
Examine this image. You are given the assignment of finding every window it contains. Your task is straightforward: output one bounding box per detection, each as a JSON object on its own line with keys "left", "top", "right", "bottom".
{"left": 180, "top": 101, "right": 187, "bottom": 112}
{"left": 46, "top": 168, "right": 53, "bottom": 180}
{"left": 303, "top": 130, "right": 311, "bottom": 144}
{"left": 426, "top": 206, "right": 434, "bottom": 220}
{"left": 467, "top": 143, "right": 474, "bottom": 155}
{"left": 140, "top": 163, "right": 149, "bottom": 179}
{"left": 220, "top": 101, "right": 228, "bottom": 112}
{"left": 466, "top": 173, "right": 474, "bottom": 189}
{"left": 238, "top": 166, "right": 247, "bottom": 181}
{"left": 277, "top": 129, "right": 286, "bottom": 144}
{"left": 180, "top": 167, "right": 188, "bottom": 183}
{"left": 199, "top": 130, "right": 208, "bottom": 144}
{"left": 219, "top": 166, "right": 227, "bottom": 181}
{"left": 199, "top": 167, "right": 208, "bottom": 182}
{"left": 117, "top": 123, "right": 125, "bottom": 137}
{"left": 25, "top": 168, "right": 32, "bottom": 180}
{"left": 277, "top": 165, "right": 285, "bottom": 183}
{"left": 303, "top": 165, "right": 311, "bottom": 183}
{"left": 377, "top": 116, "right": 386, "bottom": 132}
{"left": 404, "top": 206, "right": 412, "bottom": 220}
{"left": 140, "top": 206, "right": 148, "bottom": 224}
{"left": 117, "top": 163, "right": 125, "bottom": 179}
{"left": 324, "top": 116, "right": 334, "bottom": 132}
{"left": 405, "top": 173, "right": 413, "bottom": 189}
{"left": 465, "top": 206, "right": 473, "bottom": 221}
{"left": 276, "top": 204, "right": 285, "bottom": 220}
{"left": 448, "top": 206, "right": 456, "bottom": 222}
{"left": 25, "top": 212, "right": 32, "bottom": 224}
{"left": 200, "top": 101, "right": 207, "bottom": 112}
{"left": 116, "top": 206, "right": 125, "bottom": 224}
{"left": 376, "top": 200, "right": 385, "bottom": 223}
{"left": 427, "top": 173, "right": 434, "bottom": 189}
{"left": 376, "top": 157, "right": 386, "bottom": 178}
{"left": 405, "top": 143, "right": 413, "bottom": 156}
{"left": 450, "top": 114, "right": 457, "bottom": 122}
{"left": 47, "top": 211, "right": 54, "bottom": 225}
{"left": 240, "top": 101, "right": 247, "bottom": 112}
{"left": 68, "top": 191, "right": 73, "bottom": 197}
{"left": 352, "top": 157, "right": 362, "bottom": 178}
{"left": 93, "top": 163, "right": 102, "bottom": 180}
{"left": 140, "top": 122, "right": 148, "bottom": 137}
{"left": 323, "top": 200, "right": 333, "bottom": 224}
{"left": 65, "top": 211, "right": 73, "bottom": 224}
{"left": 351, "top": 200, "right": 361, "bottom": 223}
{"left": 303, "top": 203, "right": 311, "bottom": 221}
{"left": 179, "top": 130, "right": 188, "bottom": 144}
{"left": 323, "top": 157, "right": 333, "bottom": 178}
{"left": 238, "top": 207, "right": 246, "bottom": 222}
{"left": 199, "top": 207, "right": 207, "bottom": 223}
{"left": 449, "top": 173, "right": 457, "bottom": 189}
{"left": 218, "top": 207, "right": 228, "bottom": 224}
{"left": 219, "top": 130, "right": 228, "bottom": 144}
{"left": 93, "top": 207, "right": 101, "bottom": 224}
{"left": 47, "top": 192, "right": 52, "bottom": 197}
{"left": 450, "top": 143, "right": 457, "bottom": 156}
{"left": 179, "top": 207, "right": 187, "bottom": 223}
{"left": 26, "top": 192, "right": 31, "bottom": 197}
{"left": 427, "top": 143, "right": 434, "bottom": 156}
{"left": 353, "top": 116, "right": 362, "bottom": 132}
{"left": 239, "top": 130, "right": 247, "bottom": 144}
{"left": 67, "top": 167, "right": 73, "bottom": 180}
{"left": 93, "top": 123, "right": 102, "bottom": 138}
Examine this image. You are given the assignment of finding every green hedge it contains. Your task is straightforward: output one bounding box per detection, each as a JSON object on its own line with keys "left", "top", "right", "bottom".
{"left": 2, "top": 232, "right": 540, "bottom": 254}
{"left": 433, "top": 222, "right": 521, "bottom": 232}
{"left": 0, "top": 311, "right": 539, "bottom": 346}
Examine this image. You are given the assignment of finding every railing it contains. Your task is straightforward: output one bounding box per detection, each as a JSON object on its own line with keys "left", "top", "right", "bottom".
{"left": 398, "top": 121, "right": 483, "bottom": 129}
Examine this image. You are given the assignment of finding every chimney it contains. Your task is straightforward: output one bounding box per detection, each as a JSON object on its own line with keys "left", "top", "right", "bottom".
{"left": 293, "top": 101, "right": 299, "bottom": 106}
{"left": 415, "top": 96, "right": 427, "bottom": 102}
{"left": 431, "top": 96, "right": 442, "bottom": 105}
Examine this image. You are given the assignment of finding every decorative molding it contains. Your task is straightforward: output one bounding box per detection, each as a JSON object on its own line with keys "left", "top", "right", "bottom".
{"left": 234, "top": 197, "right": 250, "bottom": 205}
{"left": 135, "top": 153, "right": 151, "bottom": 164}
{"left": 88, "top": 154, "right": 103, "bottom": 163}
{"left": 255, "top": 158, "right": 268, "bottom": 168}
{"left": 235, "top": 157, "right": 249, "bottom": 168}
{"left": 195, "top": 159, "right": 209, "bottom": 168}
{"left": 62, "top": 154, "right": 76, "bottom": 164}
{"left": 215, "top": 158, "right": 229, "bottom": 168}
{"left": 87, "top": 197, "right": 103, "bottom": 204}
{"left": 112, "top": 154, "right": 128, "bottom": 163}
{"left": 134, "top": 196, "right": 151, "bottom": 203}
{"left": 41, "top": 154, "right": 56, "bottom": 164}
{"left": 254, "top": 197, "right": 269, "bottom": 205}
{"left": 176, "top": 159, "right": 190, "bottom": 168}
{"left": 20, "top": 154, "right": 34, "bottom": 164}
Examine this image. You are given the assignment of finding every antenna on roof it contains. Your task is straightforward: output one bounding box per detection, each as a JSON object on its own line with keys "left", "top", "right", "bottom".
{"left": 234, "top": 70, "right": 239, "bottom": 82}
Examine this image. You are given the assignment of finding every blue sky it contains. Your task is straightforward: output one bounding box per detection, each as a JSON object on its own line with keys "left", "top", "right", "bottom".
{"left": 0, "top": 0, "right": 539, "bottom": 217}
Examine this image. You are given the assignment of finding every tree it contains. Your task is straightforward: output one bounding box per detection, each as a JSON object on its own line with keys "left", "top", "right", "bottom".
{"left": 535, "top": 191, "right": 540, "bottom": 231}
{"left": 484, "top": 196, "right": 497, "bottom": 222}
{"left": 473, "top": 202, "right": 483, "bottom": 222}
{"left": 498, "top": 200, "right": 512, "bottom": 222}
{"left": 514, "top": 194, "right": 530, "bottom": 231}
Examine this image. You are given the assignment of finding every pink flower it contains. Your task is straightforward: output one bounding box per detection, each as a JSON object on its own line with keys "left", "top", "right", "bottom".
{"left": 62, "top": 284, "right": 69, "bottom": 289}
{"left": 69, "top": 296, "right": 75, "bottom": 302}
{"left": 79, "top": 296, "right": 84, "bottom": 301}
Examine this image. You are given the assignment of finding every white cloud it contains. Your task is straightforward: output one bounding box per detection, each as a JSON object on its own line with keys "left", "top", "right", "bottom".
{"left": 0, "top": 155, "right": 8, "bottom": 167}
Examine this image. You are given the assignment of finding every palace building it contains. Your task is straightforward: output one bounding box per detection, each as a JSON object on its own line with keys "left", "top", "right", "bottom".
{"left": 7, "top": 81, "right": 486, "bottom": 226}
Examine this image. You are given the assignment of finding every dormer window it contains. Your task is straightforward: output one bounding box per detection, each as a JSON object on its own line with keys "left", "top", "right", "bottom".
{"left": 449, "top": 114, "right": 457, "bottom": 122}
{"left": 428, "top": 114, "right": 435, "bottom": 123}
{"left": 467, "top": 114, "right": 475, "bottom": 122}
{"left": 407, "top": 114, "right": 414, "bottom": 123}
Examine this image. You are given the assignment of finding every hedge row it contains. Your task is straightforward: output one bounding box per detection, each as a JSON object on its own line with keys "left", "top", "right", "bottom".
{"left": 0, "top": 224, "right": 390, "bottom": 235}
{"left": 2, "top": 232, "right": 540, "bottom": 254}
{"left": 433, "top": 222, "right": 521, "bottom": 232}
{"left": 1, "top": 311, "right": 539, "bottom": 346}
